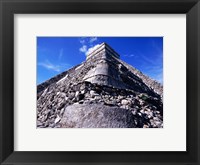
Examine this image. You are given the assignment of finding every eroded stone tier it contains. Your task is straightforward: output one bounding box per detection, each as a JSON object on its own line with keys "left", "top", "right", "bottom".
{"left": 83, "top": 43, "right": 154, "bottom": 97}
{"left": 86, "top": 42, "right": 120, "bottom": 60}
{"left": 84, "top": 43, "right": 120, "bottom": 87}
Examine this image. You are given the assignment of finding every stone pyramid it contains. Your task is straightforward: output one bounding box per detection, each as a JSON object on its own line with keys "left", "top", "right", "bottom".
{"left": 37, "top": 42, "right": 163, "bottom": 128}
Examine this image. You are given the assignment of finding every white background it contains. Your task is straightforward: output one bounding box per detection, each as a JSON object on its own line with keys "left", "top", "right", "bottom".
{"left": 14, "top": 14, "right": 186, "bottom": 151}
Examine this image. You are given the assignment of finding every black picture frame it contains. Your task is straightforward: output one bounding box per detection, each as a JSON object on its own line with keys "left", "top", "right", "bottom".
{"left": 0, "top": 0, "right": 200, "bottom": 164}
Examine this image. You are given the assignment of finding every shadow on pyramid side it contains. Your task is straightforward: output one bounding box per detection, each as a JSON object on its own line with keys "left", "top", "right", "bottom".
{"left": 37, "top": 42, "right": 163, "bottom": 128}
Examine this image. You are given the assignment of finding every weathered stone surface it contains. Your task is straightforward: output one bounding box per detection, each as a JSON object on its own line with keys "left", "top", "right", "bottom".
{"left": 60, "top": 104, "right": 136, "bottom": 128}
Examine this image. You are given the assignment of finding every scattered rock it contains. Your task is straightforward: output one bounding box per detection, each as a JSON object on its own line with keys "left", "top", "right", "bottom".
{"left": 68, "top": 92, "right": 75, "bottom": 100}
{"left": 54, "top": 115, "right": 61, "bottom": 124}
{"left": 121, "top": 99, "right": 129, "bottom": 105}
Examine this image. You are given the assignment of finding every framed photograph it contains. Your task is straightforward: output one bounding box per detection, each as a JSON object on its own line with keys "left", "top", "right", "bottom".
{"left": 36, "top": 37, "right": 163, "bottom": 129}
{"left": 0, "top": 0, "right": 200, "bottom": 164}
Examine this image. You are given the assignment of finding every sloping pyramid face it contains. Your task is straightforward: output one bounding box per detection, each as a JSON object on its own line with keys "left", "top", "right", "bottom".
{"left": 37, "top": 43, "right": 163, "bottom": 128}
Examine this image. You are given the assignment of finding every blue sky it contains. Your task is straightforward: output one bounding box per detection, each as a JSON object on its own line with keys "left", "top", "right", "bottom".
{"left": 37, "top": 37, "right": 163, "bottom": 84}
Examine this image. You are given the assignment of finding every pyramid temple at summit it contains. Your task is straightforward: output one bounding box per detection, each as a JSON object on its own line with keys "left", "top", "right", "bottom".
{"left": 37, "top": 42, "right": 163, "bottom": 128}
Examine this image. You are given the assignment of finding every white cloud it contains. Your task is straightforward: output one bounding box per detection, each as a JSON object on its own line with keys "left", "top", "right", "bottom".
{"left": 38, "top": 60, "right": 71, "bottom": 72}
{"left": 38, "top": 61, "right": 60, "bottom": 72}
{"left": 89, "top": 37, "right": 97, "bottom": 43}
{"left": 123, "top": 54, "right": 135, "bottom": 57}
{"left": 59, "top": 48, "right": 63, "bottom": 60}
{"left": 79, "top": 42, "right": 101, "bottom": 56}
{"left": 86, "top": 44, "right": 101, "bottom": 55}
{"left": 79, "top": 45, "right": 87, "bottom": 53}
{"left": 79, "top": 37, "right": 99, "bottom": 55}
{"left": 79, "top": 38, "right": 86, "bottom": 44}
